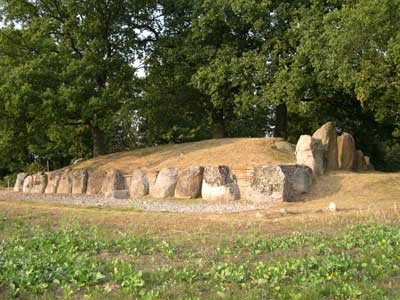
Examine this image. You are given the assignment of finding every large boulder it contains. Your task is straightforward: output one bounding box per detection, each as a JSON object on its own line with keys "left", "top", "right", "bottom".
{"left": 150, "top": 167, "right": 178, "bottom": 199}
{"left": 31, "top": 173, "right": 48, "bottom": 193}
{"left": 101, "top": 169, "right": 126, "bottom": 197}
{"left": 86, "top": 170, "right": 107, "bottom": 195}
{"left": 129, "top": 171, "right": 149, "bottom": 198}
{"left": 45, "top": 171, "right": 61, "bottom": 194}
{"left": 175, "top": 166, "right": 204, "bottom": 199}
{"left": 22, "top": 175, "right": 33, "bottom": 193}
{"left": 245, "top": 165, "right": 289, "bottom": 203}
{"left": 71, "top": 169, "right": 89, "bottom": 194}
{"left": 57, "top": 170, "right": 72, "bottom": 194}
{"left": 295, "top": 135, "right": 324, "bottom": 176}
{"left": 337, "top": 132, "right": 356, "bottom": 170}
{"left": 201, "top": 166, "right": 240, "bottom": 201}
{"left": 14, "top": 173, "right": 27, "bottom": 192}
{"left": 312, "top": 122, "right": 338, "bottom": 170}
{"left": 279, "top": 165, "right": 313, "bottom": 198}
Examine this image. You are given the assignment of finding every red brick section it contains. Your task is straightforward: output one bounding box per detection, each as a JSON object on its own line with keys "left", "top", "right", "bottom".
{"left": 231, "top": 167, "right": 254, "bottom": 190}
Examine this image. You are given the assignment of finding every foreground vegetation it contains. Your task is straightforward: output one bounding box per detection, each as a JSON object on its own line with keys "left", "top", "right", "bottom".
{"left": 0, "top": 210, "right": 399, "bottom": 299}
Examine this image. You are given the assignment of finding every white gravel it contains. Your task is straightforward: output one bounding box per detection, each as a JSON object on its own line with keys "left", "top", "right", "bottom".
{"left": 0, "top": 191, "right": 274, "bottom": 214}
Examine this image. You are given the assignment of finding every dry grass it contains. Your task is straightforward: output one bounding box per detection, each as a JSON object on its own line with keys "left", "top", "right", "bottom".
{"left": 74, "top": 138, "right": 295, "bottom": 173}
{"left": 0, "top": 171, "right": 399, "bottom": 243}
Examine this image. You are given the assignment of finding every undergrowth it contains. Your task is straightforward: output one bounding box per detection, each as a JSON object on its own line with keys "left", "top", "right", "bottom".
{"left": 0, "top": 213, "right": 399, "bottom": 299}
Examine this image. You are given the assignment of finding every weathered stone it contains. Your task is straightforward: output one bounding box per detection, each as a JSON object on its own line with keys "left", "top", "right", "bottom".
{"left": 363, "top": 156, "right": 375, "bottom": 171}
{"left": 86, "top": 170, "right": 107, "bottom": 195}
{"left": 273, "top": 140, "right": 296, "bottom": 155}
{"left": 101, "top": 169, "right": 126, "bottom": 197}
{"left": 201, "top": 166, "right": 240, "bottom": 201}
{"left": 129, "top": 171, "right": 149, "bottom": 197}
{"left": 57, "top": 170, "right": 72, "bottom": 194}
{"left": 245, "top": 165, "right": 288, "bottom": 203}
{"left": 353, "top": 150, "right": 365, "bottom": 171}
{"left": 151, "top": 167, "right": 178, "bottom": 199}
{"left": 31, "top": 173, "right": 48, "bottom": 193}
{"left": 337, "top": 133, "right": 356, "bottom": 170}
{"left": 22, "top": 175, "right": 33, "bottom": 193}
{"left": 175, "top": 166, "right": 204, "bottom": 199}
{"left": 280, "top": 165, "right": 313, "bottom": 197}
{"left": 312, "top": 122, "right": 338, "bottom": 170}
{"left": 14, "top": 173, "right": 27, "bottom": 192}
{"left": 71, "top": 169, "right": 89, "bottom": 194}
{"left": 45, "top": 171, "right": 61, "bottom": 194}
{"left": 295, "top": 135, "right": 324, "bottom": 176}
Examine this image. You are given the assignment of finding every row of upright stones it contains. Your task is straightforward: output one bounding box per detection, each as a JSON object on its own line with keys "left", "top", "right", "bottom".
{"left": 296, "top": 121, "right": 374, "bottom": 176}
{"left": 14, "top": 163, "right": 313, "bottom": 204}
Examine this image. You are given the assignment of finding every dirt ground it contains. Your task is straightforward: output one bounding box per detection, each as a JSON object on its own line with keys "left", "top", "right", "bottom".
{"left": 1, "top": 171, "right": 399, "bottom": 243}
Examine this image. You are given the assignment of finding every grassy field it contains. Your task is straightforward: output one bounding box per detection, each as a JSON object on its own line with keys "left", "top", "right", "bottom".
{"left": 0, "top": 171, "right": 399, "bottom": 299}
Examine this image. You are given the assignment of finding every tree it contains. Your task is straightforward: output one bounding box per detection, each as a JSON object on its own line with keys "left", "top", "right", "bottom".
{"left": 0, "top": 0, "right": 156, "bottom": 158}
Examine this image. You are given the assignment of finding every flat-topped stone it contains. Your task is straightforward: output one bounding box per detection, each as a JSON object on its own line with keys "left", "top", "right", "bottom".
{"left": 175, "top": 166, "right": 204, "bottom": 199}
{"left": 201, "top": 166, "right": 240, "bottom": 201}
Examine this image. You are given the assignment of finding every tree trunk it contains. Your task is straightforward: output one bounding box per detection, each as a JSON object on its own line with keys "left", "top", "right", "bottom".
{"left": 90, "top": 125, "right": 107, "bottom": 157}
{"left": 274, "top": 103, "right": 288, "bottom": 139}
{"left": 211, "top": 109, "right": 225, "bottom": 139}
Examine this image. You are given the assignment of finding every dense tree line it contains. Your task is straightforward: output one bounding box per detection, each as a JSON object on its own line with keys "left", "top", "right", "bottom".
{"left": 0, "top": 0, "right": 399, "bottom": 179}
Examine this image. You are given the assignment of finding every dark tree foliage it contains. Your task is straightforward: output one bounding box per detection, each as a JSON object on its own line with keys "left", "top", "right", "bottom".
{"left": 0, "top": 0, "right": 399, "bottom": 177}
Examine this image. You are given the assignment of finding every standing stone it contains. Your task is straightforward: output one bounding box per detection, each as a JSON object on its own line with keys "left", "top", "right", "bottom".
{"left": 363, "top": 156, "right": 375, "bottom": 171}
{"left": 151, "top": 167, "right": 178, "bottom": 199}
{"left": 57, "top": 170, "right": 72, "bottom": 194}
{"left": 45, "top": 171, "right": 61, "bottom": 194}
{"left": 295, "top": 135, "right": 324, "bottom": 176}
{"left": 14, "top": 173, "right": 27, "bottom": 192}
{"left": 129, "top": 170, "right": 149, "bottom": 197}
{"left": 245, "top": 165, "right": 289, "bottom": 203}
{"left": 312, "top": 122, "right": 338, "bottom": 170}
{"left": 101, "top": 169, "right": 126, "bottom": 197}
{"left": 86, "top": 170, "right": 107, "bottom": 195}
{"left": 22, "top": 175, "right": 33, "bottom": 193}
{"left": 175, "top": 166, "right": 204, "bottom": 199}
{"left": 353, "top": 150, "right": 365, "bottom": 171}
{"left": 337, "top": 132, "right": 356, "bottom": 170}
{"left": 71, "top": 169, "right": 89, "bottom": 194}
{"left": 201, "top": 166, "right": 240, "bottom": 201}
{"left": 31, "top": 173, "right": 48, "bottom": 193}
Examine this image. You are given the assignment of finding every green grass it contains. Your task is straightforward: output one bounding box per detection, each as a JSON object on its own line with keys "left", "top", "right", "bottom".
{"left": 0, "top": 213, "right": 399, "bottom": 299}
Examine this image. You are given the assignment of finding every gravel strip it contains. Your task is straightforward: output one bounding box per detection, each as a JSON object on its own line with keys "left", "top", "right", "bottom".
{"left": 0, "top": 191, "right": 274, "bottom": 214}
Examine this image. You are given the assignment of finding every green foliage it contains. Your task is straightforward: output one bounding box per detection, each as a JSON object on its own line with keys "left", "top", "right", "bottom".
{"left": 0, "top": 215, "right": 399, "bottom": 299}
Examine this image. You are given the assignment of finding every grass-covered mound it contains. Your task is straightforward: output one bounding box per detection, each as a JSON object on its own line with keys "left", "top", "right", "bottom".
{"left": 74, "top": 138, "right": 296, "bottom": 173}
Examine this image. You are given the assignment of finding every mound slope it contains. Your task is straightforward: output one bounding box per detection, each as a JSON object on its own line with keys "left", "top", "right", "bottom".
{"left": 74, "top": 138, "right": 296, "bottom": 173}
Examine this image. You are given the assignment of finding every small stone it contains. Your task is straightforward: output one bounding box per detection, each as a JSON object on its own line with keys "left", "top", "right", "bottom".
{"left": 328, "top": 202, "right": 337, "bottom": 212}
